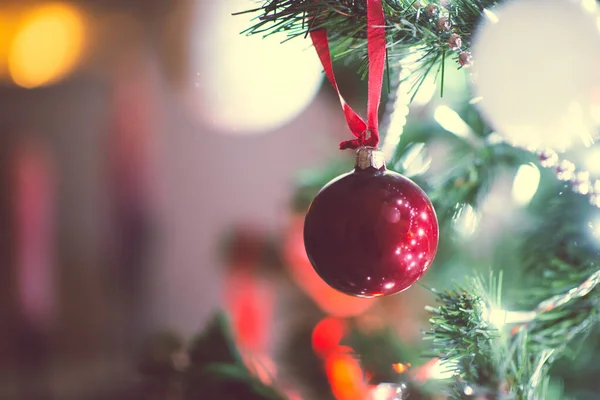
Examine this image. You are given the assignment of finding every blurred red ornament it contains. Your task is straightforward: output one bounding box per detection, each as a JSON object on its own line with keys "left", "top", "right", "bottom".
{"left": 304, "top": 148, "right": 438, "bottom": 298}
{"left": 224, "top": 229, "right": 274, "bottom": 353}
{"left": 226, "top": 268, "right": 274, "bottom": 352}
{"left": 311, "top": 317, "right": 347, "bottom": 357}
{"left": 284, "top": 215, "right": 376, "bottom": 317}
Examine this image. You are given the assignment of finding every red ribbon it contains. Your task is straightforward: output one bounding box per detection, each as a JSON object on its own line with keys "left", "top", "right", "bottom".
{"left": 310, "top": 0, "right": 386, "bottom": 150}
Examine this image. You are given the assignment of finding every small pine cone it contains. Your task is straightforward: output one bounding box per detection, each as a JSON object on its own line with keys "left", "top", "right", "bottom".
{"left": 437, "top": 17, "right": 451, "bottom": 31}
{"left": 448, "top": 33, "right": 462, "bottom": 50}
{"left": 425, "top": 4, "right": 439, "bottom": 16}
{"left": 458, "top": 51, "right": 472, "bottom": 68}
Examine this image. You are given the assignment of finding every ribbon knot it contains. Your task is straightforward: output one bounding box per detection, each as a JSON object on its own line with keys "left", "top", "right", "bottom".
{"left": 310, "top": 0, "right": 386, "bottom": 150}
{"left": 339, "top": 129, "right": 377, "bottom": 150}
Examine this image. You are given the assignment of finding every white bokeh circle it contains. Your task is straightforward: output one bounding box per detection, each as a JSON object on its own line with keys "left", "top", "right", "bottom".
{"left": 187, "top": 0, "right": 323, "bottom": 134}
{"left": 472, "top": 0, "right": 600, "bottom": 150}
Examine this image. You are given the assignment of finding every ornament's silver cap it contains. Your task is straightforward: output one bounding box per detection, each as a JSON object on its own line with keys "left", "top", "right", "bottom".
{"left": 355, "top": 147, "right": 385, "bottom": 170}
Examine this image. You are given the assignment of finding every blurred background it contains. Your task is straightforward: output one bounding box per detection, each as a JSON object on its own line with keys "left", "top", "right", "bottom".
{"left": 0, "top": 0, "right": 347, "bottom": 398}
{"left": 3, "top": 0, "right": 600, "bottom": 399}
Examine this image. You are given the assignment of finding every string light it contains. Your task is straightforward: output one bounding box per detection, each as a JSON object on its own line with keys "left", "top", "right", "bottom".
{"left": 381, "top": 50, "right": 442, "bottom": 162}
{"left": 480, "top": 132, "right": 600, "bottom": 208}
{"left": 380, "top": 65, "right": 414, "bottom": 161}
{"left": 535, "top": 149, "right": 600, "bottom": 207}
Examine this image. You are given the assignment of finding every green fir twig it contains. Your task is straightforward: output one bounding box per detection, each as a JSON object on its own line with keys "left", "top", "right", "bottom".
{"left": 425, "top": 264, "right": 600, "bottom": 400}
{"left": 236, "top": 0, "right": 499, "bottom": 98}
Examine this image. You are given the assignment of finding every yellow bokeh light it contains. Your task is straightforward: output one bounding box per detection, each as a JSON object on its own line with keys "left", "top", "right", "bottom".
{"left": 9, "top": 3, "right": 85, "bottom": 88}
{"left": 0, "top": 11, "right": 20, "bottom": 78}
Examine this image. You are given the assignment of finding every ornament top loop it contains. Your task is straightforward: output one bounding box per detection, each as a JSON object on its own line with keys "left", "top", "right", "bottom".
{"left": 310, "top": 0, "right": 386, "bottom": 150}
{"left": 355, "top": 147, "right": 385, "bottom": 170}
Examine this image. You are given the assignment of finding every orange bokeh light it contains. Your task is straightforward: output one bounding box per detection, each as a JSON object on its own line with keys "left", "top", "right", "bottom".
{"left": 325, "top": 347, "right": 369, "bottom": 400}
{"left": 392, "top": 362, "right": 411, "bottom": 374}
{"left": 8, "top": 3, "right": 86, "bottom": 88}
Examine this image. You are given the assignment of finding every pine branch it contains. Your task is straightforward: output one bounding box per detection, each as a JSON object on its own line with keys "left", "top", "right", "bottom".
{"left": 238, "top": 0, "right": 499, "bottom": 96}
{"left": 424, "top": 275, "right": 510, "bottom": 398}
{"left": 517, "top": 193, "right": 600, "bottom": 352}
{"left": 425, "top": 266, "right": 600, "bottom": 399}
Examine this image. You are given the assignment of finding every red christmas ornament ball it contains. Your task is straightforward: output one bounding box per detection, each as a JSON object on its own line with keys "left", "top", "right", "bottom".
{"left": 303, "top": 147, "right": 438, "bottom": 298}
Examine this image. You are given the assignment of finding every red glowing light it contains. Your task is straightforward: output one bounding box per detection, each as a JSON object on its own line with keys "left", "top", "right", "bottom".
{"left": 312, "top": 317, "right": 347, "bottom": 357}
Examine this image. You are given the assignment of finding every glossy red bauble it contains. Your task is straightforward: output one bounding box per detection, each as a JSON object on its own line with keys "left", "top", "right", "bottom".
{"left": 303, "top": 147, "right": 438, "bottom": 298}
{"left": 284, "top": 215, "right": 377, "bottom": 317}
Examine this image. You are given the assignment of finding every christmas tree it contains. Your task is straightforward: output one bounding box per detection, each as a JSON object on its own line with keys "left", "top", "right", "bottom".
{"left": 139, "top": 1, "right": 600, "bottom": 399}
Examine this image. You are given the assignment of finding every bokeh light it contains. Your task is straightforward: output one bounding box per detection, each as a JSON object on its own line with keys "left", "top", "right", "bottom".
{"left": 312, "top": 317, "right": 347, "bottom": 357}
{"left": 512, "top": 163, "right": 541, "bottom": 206}
{"left": 584, "top": 146, "right": 600, "bottom": 174}
{"left": 188, "top": 0, "right": 323, "bottom": 134}
{"left": 9, "top": 3, "right": 86, "bottom": 88}
{"left": 325, "top": 347, "right": 369, "bottom": 400}
{"left": 472, "top": 0, "right": 600, "bottom": 150}
{"left": 433, "top": 105, "right": 472, "bottom": 139}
